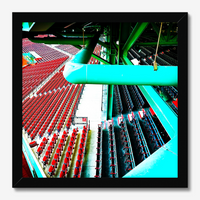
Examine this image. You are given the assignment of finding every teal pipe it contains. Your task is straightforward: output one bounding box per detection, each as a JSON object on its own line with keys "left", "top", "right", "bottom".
{"left": 69, "top": 33, "right": 100, "bottom": 64}
{"left": 63, "top": 64, "right": 178, "bottom": 86}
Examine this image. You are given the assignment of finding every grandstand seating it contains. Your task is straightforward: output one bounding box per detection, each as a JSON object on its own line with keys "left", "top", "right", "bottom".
{"left": 73, "top": 125, "right": 89, "bottom": 178}
{"left": 23, "top": 38, "right": 68, "bottom": 63}
{"left": 128, "top": 85, "right": 145, "bottom": 109}
{"left": 120, "top": 85, "right": 134, "bottom": 112}
{"left": 119, "top": 116, "right": 136, "bottom": 172}
{"left": 22, "top": 57, "right": 68, "bottom": 99}
{"left": 130, "top": 113, "right": 150, "bottom": 162}
{"left": 114, "top": 85, "right": 123, "bottom": 115}
{"left": 108, "top": 120, "right": 119, "bottom": 177}
{"left": 143, "top": 109, "right": 165, "bottom": 150}
{"left": 95, "top": 124, "right": 103, "bottom": 178}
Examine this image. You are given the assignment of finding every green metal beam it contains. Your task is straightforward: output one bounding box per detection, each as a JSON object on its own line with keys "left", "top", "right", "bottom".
{"left": 91, "top": 53, "right": 110, "bottom": 65}
{"left": 29, "top": 37, "right": 91, "bottom": 46}
{"left": 138, "top": 86, "right": 178, "bottom": 138}
{"left": 122, "top": 55, "right": 133, "bottom": 65}
{"left": 97, "top": 40, "right": 109, "bottom": 48}
{"left": 134, "top": 41, "right": 178, "bottom": 46}
{"left": 122, "top": 22, "right": 149, "bottom": 57}
{"left": 61, "top": 32, "right": 94, "bottom": 37}
{"left": 117, "top": 22, "right": 122, "bottom": 64}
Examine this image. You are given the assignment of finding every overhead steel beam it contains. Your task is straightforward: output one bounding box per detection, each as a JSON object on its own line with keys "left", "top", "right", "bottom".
{"left": 28, "top": 22, "right": 55, "bottom": 32}
{"left": 91, "top": 53, "right": 110, "bottom": 65}
{"left": 97, "top": 39, "right": 110, "bottom": 49}
{"left": 61, "top": 32, "right": 95, "bottom": 37}
{"left": 134, "top": 41, "right": 178, "bottom": 46}
{"left": 138, "top": 86, "right": 178, "bottom": 138}
{"left": 122, "top": 22, "right": 149, "bottom": 57}
{"left": 29, "top": 37, "right": 91, "bottom": 46}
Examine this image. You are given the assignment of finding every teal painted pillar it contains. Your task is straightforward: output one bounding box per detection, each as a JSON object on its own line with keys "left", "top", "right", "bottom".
{"left": 108, "top": 24, "right": 116, "bottom": 120}
{"left": 108, "top": 48, "right": 116, "bottom": 119}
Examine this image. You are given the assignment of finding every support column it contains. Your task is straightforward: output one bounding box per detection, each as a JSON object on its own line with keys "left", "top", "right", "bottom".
{"left": 108, "top": 24, "right": 116, "bottom": 119}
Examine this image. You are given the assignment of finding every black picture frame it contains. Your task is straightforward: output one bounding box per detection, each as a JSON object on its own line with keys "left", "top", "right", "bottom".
{"left": 13, "top": 12, "right": 188, "bottom": 188}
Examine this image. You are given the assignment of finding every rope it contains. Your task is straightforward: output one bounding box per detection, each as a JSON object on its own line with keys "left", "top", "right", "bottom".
{"left": 153, "top": 22, "right": 163, "bottom": 71}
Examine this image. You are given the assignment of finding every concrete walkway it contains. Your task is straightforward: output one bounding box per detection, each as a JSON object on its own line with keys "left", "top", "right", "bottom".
{"left": 75, "top": 84, "right": 102, "bottom": 177}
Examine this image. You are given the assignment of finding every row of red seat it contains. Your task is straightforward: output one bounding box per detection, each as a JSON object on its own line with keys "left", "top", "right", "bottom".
{"left": 25, "top": 89, "right": 63, "bottom": 139}
{"left": 42, "top": 133, "right": 60, "bottom": 168}
{"left": 36, "top": 137, "right": 49, "bottom": 157}
{"left": 22, "top": 58, "right": 68, "bottom": 99}
{"left": 23, "top": 93, "right": 51, "bottom": 130}
{"left": 28, "top": 90, "right": 62, "bottom": 140}
{"left": 73, "top": 125, "right": 88, "bottom": 178}
{"left": 59, "top": 128, "right": 79, "bottom": 178}
{"left": 48, "top": 130, "right": 69, "bottom": 177}
{"left": 23, "top": 92, "right": 52, "bottom": 127}
{"left": 24, "top": 85, "right": 73, "bottom": 140}
{"left": 48, "top": 85, "right": 77, "bottom": 134}
{"left": 37, "top": 87, "right": 70, "bottom": 138}
{"left": 36, "top": 71, "right": 68, "bottom": 95}
{"left": 55, "top": 84, "right": 84, "bottom": 133}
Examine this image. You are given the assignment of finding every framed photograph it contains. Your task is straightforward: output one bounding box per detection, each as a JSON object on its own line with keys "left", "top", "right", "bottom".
{"left": 13, "top": 12, "right": 188, "bottom": 187}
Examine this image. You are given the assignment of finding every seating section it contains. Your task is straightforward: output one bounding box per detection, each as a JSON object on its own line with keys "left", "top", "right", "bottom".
{"left": 114, "top": 85, "right": 123, "bottom": 115}
{"left": 55, "top": 44, "right": 101, "bottom": 59}
{"left": 120, "top": 85, "right": 134, "bottom": 112}
{"left": 130, "top": 113, "right": 150, "bottom": 162}
{"left": 143, "top": 109, "right": 165, "bottom": 150}
{"left": 95, "top": 124, "right": 103, "bottom": 178}
{"left": 58, "top": 128, "right": 79, "bottom": 178}
{"left": 162, "top": 86, "right": 178, "bottom": 99}
{"left": 23, "top": 38, "right": 68, "bottom": 63}
{"left": 36, "top": 68, "right": 69, "bottom": 95}
{"left": 152, "top": 86, "right": 178, "bottom": 115}
{"left": 42, "top": 133, "right": 59, "bottom": 169}
{"left": 119, "top": 116, "right": 136, "bottom": 172}
{"left": 108, "top": 120, "right": 119, "bottom": 178}
{"left": 23, "top": 83, "right": 84, "bottom": 140}
{"left": 128, "top": 85, "right": 145, "bottom": 109}
{"left": 73, "top": 125, "right": 89, "bottom": 178}
{"left": 22, "top": 57, "right": 68, "bottom": 99}
{"left": 55, "top": 45, "right": 80, "bottom": 55}
{"left": 128, "top": 46, "right": 178, "bottom": 66}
